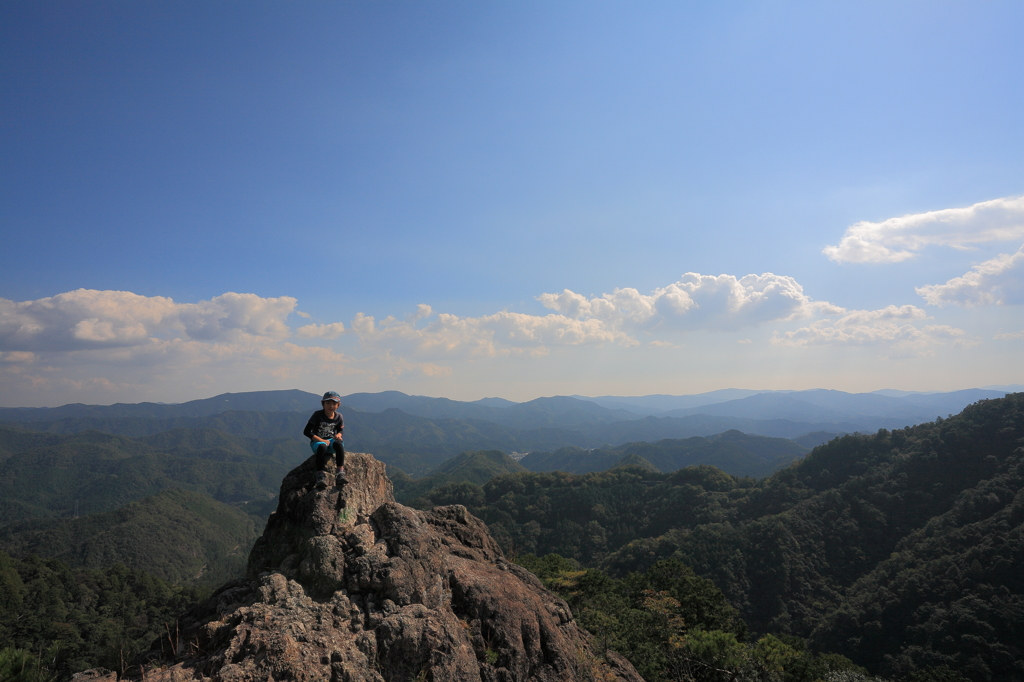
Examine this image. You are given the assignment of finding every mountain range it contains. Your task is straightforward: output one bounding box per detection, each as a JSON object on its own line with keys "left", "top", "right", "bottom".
{"left": 2, "top": 387, "right": 1016, "bottom": 479}
{"left": 3, "top": 386, "right": 1017, "bottom": 429}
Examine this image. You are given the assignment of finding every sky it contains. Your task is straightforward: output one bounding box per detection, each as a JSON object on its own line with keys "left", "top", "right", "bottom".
{"left": 1, "top": 1, "right": 1023, "bottom": 407}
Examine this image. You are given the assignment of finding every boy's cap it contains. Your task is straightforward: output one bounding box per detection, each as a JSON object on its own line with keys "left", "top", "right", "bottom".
{"left": 321, "top": 391, "right": 342, "bottom": 403}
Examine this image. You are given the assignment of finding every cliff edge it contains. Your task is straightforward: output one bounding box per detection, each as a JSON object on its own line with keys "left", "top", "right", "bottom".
{"left": 82, "top": 452, "right": 642, "bottom": 682}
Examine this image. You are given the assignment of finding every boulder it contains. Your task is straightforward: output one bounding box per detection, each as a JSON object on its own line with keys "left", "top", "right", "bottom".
{"left": 126, "top": 452, "right": 644, "bottom": 682}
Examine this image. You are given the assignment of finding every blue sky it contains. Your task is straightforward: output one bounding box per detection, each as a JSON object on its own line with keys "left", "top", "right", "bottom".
{"left": 1, "top": 1, "right": 1022, "bottom": 406}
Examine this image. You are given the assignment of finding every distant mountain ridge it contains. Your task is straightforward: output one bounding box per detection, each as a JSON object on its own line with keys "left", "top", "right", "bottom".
{"left": 2, "top": 387, "right": 1016, "bottom": 478}
{"left": 340, "top": 392, "right": 642, "bottom": 427}
{"left": 0, "top": 389, "right": 321, "bottom": 421}
{"left": 574, "top": 389, "right": 768, "bottom": 414}
{"left": 4, "top": 387, "right": 1014, "bottom": 430}
{"left": 0, "top": 390, "right": 640, "bottom": 430}
{"left": 662, "top": 388, "right": 1011, "bottom": 423}
{"left": 577, "top": 387, "right": 1013, "bottom": 421}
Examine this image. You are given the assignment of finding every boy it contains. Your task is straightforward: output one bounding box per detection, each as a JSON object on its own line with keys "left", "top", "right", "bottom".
{"left": 304, "top": 391, "right": 346, "bottom": 486}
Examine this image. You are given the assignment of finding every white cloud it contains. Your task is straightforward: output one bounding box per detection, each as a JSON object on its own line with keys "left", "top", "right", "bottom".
{"left": 538, "top": 272, "right": 841, "bottom": 332}
{"left": 995, "top": 330, "right": 1024, "bottom": 340}
{"left": 0, "top": 289, "right": 364, "bottom": 405}
{"left": 347, "top": 272, "right": 838, "bottom": 361}
{"left": 297, "top": 322, "right": 347, "bottom": 339}
{"left": 829, "top": 304, "right": 928, "bottom": 325}
{"left": 0, "top": 351, "right": 36, "bottom": 363}
{"left": 0, "top": 274, "right": 846, "bottom": 383}
{"left": 0, "top": 289, "right": 297, "bottom": 352}
{"left": 176, "top": 292, "right": 296, "bottom": 341}
{"left": 351, "top": 309, "right": 628, "bottom": 360}
{"left": 823, "top": 196, "right": 1024, "bottom": 263}
{"left": 915, "top": 246, "right": 1024, "bottom": 307}
{"left": 772, "top": 304, "right": 966, "bottom": 351}
{"left": 0, "top": 334, "right": 357, "bottom": 406}
{"left": 0, "top": 289, "right": 177, "bottom": 351}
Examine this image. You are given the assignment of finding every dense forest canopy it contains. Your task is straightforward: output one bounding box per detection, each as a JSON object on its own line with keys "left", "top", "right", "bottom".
{"left": 520, "top": 430, "right": 808, "bottom": 478}
{"left": 0, "top": 551, "right": 205, "bottom": 680}
{"left": 0, "top": 488, "right": 256, "bottom": 587}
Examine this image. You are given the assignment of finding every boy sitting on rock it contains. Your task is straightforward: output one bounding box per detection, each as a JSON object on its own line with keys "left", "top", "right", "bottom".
{"left": 304, "top": 391, "right": 346, "bottom": 487}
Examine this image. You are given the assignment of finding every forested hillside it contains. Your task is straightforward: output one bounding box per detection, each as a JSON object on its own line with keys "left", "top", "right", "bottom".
{"left": 390, "top": 449, "right": 527, "bottom": 503}
{"left": 522, "top": 430, "right": 807, "bottom": 478}
{"left": 0, "top": 488, "right": 257, "bottom": 587}
{"left": 0, "top": 426, "right": 296, "bottom": 523}
{"left": 418, "top": 394, "right": 1023, "bottom": 680}
{"left": 0, "top": 551, "right": 206, "bottom": 680}
{"left": 513, "top": 554, "right": 885, "bottom": 682}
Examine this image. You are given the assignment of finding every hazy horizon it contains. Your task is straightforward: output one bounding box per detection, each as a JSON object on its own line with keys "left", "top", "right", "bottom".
{"left": 2, "top": 2, "right": 1022, "bottom": 407}
{"left": 5, "top": 384, "right": 1024, "bottom": 411}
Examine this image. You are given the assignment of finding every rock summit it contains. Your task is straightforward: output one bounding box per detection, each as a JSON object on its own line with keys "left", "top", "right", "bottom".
{"left": 84, "top": 452, "right": 642, "bottom": 682}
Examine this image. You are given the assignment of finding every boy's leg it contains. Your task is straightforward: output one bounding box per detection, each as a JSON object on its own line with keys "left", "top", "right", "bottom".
{"left": 331, "top": 439, "right": 345, "bottom": 468}
{"left": 331, "top": 439, "right": 347, "bottom": 484}
{"left": 312, "top": 441, "right": 330, "bottom": 471}
{"left": 309, "top": 441, "right": 331, "bottom": 489}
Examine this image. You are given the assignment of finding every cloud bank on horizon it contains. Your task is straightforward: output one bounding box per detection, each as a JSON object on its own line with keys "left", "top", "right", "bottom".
{"left": 3, "top": 197, "right": 1021, "bottom": 406}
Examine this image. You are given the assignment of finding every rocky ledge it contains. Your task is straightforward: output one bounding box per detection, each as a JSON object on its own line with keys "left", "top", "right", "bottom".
{"left": 78, "top": 452, "right": 642, "bottom": 682}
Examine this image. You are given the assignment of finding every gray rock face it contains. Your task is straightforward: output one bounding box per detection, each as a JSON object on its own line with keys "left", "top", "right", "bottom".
{"left": 128, "top": 452, "right": 644, "bottom": 682}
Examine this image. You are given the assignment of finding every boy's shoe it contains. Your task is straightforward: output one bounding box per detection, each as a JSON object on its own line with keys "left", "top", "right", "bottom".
{"left": 315, "top": 471, "right": 329, "bottom": 490}
{"left": 335, "top": 467, "right": 348, "bottom": 485}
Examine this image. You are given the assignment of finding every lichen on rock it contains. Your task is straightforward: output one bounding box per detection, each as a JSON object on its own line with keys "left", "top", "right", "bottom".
{"left": 117, "top": 451, "right": 643, "bottom": 682}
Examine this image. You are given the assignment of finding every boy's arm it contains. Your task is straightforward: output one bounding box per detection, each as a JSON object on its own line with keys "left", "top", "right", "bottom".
{"left": 304, "top": 413, "right": 328, "bottom": 442}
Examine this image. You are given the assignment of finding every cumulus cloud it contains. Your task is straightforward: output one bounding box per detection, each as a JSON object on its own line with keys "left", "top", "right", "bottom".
{"left": 772, "top": 304, "right": 967, "bottom": 352}
{"left": 0, "top": 297, "right": 454, "bottom": 400}
{"left": 0, "top": 289, "right": 296, "bottom": 352}
{"left": 823, "top": 196, "right": 1024, "bottom": 263}
{"left": 351, "top": 309, "right": 627, "bottom": 360}
{"left": 347, "top": 272, "right": 838, "bottom": 360}
{"left": 915, "top": 246, "right": 1024, "bottom": 307}
{"left": 538, "top": 272, "right": 841, "bottom": 332}
{"left": 297, "top": 322, "right": 347, "bottom": 339}
{"left": 0, "top": 289, "right": 366, "bottom": 404}
{"left": 0, "top": 351, "right": 36, "bottom": 363}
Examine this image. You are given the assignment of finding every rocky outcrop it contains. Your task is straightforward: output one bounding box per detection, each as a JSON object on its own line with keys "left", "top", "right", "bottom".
{"left": 121, "top": 452, "right": 643, "bottom": 682}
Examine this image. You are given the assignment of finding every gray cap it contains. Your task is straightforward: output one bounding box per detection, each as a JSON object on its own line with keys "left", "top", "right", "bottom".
{"left": 321, "top": 391, "right": 341, "bottom": 403}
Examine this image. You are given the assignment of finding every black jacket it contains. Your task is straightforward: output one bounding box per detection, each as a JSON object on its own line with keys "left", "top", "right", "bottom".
{"left": 303, "top": 409, "right": 343, "bottom": 440}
